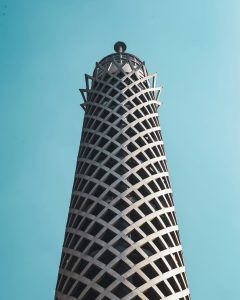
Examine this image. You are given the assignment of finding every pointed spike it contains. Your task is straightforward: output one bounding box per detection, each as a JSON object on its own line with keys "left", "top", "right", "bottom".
{"left": 156, "top": 90, "right": 160, "bottom": 100}
{"left": 152, "top": 74, "right": 157, "bottom": 88}
{"left": 80, "top": 103, "right": 86, "bottom": 110}
{"left": 85, "top": 74, "right": 89, "bottom": 89}
{"left": 79, "top": 89, "right": 87, "bottom": 102}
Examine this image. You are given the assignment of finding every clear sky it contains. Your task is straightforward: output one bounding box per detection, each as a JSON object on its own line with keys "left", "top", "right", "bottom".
{"left": 0, "top": 0, "right": 240, "bottom": 299}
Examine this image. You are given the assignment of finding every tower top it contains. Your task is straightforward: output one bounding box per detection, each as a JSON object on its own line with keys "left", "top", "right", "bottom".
{"left": 114, "top": 41, "right": 127, "bottom": 53}
{"left": 94, "top": 42, "right": 146, "bottom": 79}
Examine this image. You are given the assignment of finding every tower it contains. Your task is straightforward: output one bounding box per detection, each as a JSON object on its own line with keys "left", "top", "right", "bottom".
{"left": 54, "top": 42, "right": 190, "bottom": 300}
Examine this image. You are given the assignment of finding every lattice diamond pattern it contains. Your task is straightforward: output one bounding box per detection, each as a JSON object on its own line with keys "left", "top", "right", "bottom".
{"left": 55, "top": 52, "right": 190, "bottom": 300}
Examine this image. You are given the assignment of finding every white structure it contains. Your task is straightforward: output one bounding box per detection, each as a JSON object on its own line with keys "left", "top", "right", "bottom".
{"left": 54, "top": 42, "right": 190, "bottom": 300}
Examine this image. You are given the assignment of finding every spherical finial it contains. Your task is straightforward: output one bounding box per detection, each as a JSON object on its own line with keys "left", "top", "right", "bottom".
{"left": 114, "top": 41, "right": 127, "bottom": 53}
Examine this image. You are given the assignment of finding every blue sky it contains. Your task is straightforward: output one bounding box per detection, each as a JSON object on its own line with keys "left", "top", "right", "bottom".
{"left": 0, "top": 0, "right": 240, "bottom": 299}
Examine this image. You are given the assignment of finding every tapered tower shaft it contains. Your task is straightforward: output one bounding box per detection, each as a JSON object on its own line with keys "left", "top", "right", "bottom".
{"left": 55, "top": 43, "right": 190, "bottom": 300}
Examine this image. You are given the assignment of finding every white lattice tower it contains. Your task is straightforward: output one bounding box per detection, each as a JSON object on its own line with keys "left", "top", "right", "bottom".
{"left": 54, "top": 42, "right": 190, "bottom": 300}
